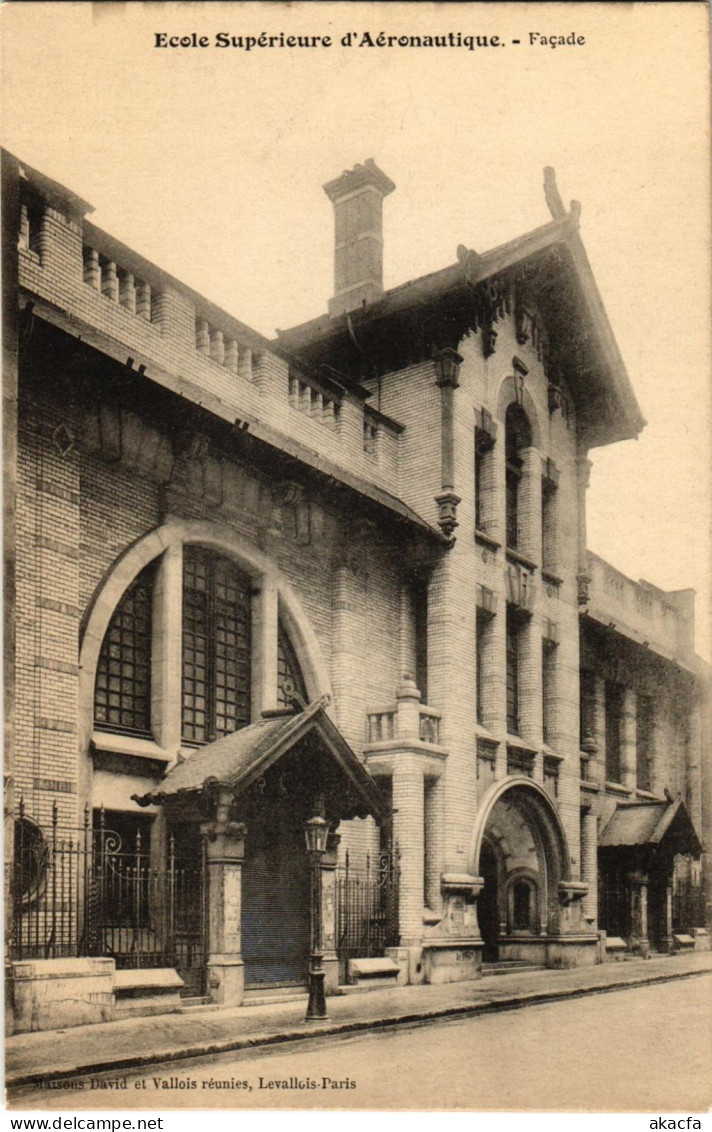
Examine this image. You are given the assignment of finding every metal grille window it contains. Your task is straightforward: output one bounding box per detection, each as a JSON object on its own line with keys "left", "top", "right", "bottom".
{"left": 505, "top": 403, "right": 531, "bottom": 552}
{"left": 605, "top": 681, "right": 624, "bottom": 783}
{"left": 182, "top": 547, "right": 252, "bottom": 743}
{"left": 476, "top": 611, "right": 487, "bottom": 725}
{"left": 636, "top": 695, "right": 655, "bottom": 792}
{"left": 277, "top": 624, "right": 308, "bottom": 706}
{"left": 475, "top": 450, "right": 484, "bottom": 531}
{"left": 94, "top": 565, "right": 154, "bottom": 736}
{"left": 506, "top": 610, "right": 520, "bottom": 735}
{"left": 542, "top": 640, "right": 556, "bottom": 744}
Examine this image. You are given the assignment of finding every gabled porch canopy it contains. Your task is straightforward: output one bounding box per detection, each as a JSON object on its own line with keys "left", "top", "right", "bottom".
{"left": 134, "top": 696, "right": 390, "bottom": 825}
{"left": 599, "top": 797, "right": 702, "bottom": 859}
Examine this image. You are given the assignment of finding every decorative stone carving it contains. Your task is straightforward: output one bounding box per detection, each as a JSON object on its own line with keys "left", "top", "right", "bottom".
{"left": 577, "top": 571, "right": 591, "bottom": 605}
{"left": 52, "top": 423, "right": 75, "bottom": 458}
{"left": 435, "top": 490, "right": 461, "bottom": 539}
{"left": 482, "top": 325, "right": 498, "bottom": 358}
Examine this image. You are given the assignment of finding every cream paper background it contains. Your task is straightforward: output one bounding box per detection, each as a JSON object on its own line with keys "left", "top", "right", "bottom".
{"left": 2, "top": 0, "right": 711, "bottom": 1118}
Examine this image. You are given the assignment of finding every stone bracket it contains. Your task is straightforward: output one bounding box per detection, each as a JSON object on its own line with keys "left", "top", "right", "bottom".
{"left": 558, "top": 880, "right": 588, "bottom": 906}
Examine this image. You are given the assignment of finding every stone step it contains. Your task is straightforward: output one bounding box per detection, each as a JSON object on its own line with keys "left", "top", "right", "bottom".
{"left": 176, "top": 996, "right": 220, "bottom": 1014}
{"left": 481, "top": 962, "right": 546, "bottom": 976}
{"left": 113, "top": 967, "right": 185, "bottom": 1019}
{"left": 347, "top": 956, "right": 401, "bottom": 988}
{"left": 242, "top": 988, "right": 308, "bottom": 1007}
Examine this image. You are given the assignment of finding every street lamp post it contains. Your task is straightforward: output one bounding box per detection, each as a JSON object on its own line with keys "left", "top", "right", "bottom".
{"left": 304, "top": 814, "right": 329, "bottom": 1022}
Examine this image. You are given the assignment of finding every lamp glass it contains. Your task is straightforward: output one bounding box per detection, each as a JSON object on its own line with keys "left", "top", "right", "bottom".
{"left": 304, "top": 815, "right": 329, "bottom": 854}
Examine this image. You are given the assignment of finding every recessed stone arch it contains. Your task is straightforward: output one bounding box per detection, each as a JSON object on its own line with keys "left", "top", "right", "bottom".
{"left": 494, "top": 374, "right": 544, "bottom": 450}
{"left": 469, "top": 777, "right": 572, "bottom": 946}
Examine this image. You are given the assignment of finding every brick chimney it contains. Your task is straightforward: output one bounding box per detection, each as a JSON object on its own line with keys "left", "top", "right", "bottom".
{"left": 323, "top": 159, "right": 395, "bottom": 317}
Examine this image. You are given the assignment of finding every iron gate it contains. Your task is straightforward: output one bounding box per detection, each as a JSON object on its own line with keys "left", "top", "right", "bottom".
{"left": 597, "top": 868, "right": 630, "bottom": 939}
{"left": 335, "top": 847, "right": 400, "bottom": 982}
{"left": 12, "top": 801, "right": 206, "bottom": 994}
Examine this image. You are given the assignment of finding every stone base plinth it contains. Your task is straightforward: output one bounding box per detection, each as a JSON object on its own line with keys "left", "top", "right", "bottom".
{"left": 207, "top": 957, "right": 245, "bottom": 1007}
{"left": 113, "top": 968, "right": 184, "bottom": 1019}
{"left": 323, "top": 954, "right": 340, "bottom": 994}
{"left": 693, "top": 928, "right": 710, "bottom": 952}
{"left": 12, "top": 957, "right": 115, "bottom": 1033}
{"left": 422, "top": 939, "right": 483, "bottom": 984}
{"left": 498, "top": 934, "right": 598, "bottom": 969}
{"left": 384, "top": 947, "right": 410, "bottom": 986}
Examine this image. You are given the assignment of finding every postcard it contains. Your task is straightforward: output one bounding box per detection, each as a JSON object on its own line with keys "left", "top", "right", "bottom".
{"left": 3, "top": 0, "right": 710, "bottom": 1119}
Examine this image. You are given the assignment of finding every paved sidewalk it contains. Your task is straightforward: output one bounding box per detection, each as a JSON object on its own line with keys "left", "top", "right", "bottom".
{"left": 6, "top": 952, "right": 712, "bottom": 1089}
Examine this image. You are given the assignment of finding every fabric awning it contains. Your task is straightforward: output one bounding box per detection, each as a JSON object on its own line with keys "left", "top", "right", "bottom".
{"left": 133, "top": 696, "right": 390, "bottom": 825}
{"left": 598, "top": 796, "right": 702, "bottom": 857}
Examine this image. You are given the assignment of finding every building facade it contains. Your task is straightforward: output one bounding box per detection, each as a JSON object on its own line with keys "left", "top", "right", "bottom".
{"left": 3, "top": 152, "right": 709, "bottom": 1034}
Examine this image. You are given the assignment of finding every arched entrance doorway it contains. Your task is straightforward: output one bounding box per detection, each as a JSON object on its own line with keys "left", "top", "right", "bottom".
{"left": 470, "top": 778, "right": 571, "bottom": 963}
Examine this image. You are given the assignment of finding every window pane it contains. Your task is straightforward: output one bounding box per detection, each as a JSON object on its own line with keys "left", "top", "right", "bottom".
{"left": 182, "top": 547, "right": 252, "bottom": 743}
{"left": 94, "top": 564, "right": 154, "bottom": 735}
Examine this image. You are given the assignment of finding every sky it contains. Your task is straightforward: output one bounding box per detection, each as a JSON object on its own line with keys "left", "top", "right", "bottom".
{"left": 3, "top": 0, "right": 710, "bottom": 658}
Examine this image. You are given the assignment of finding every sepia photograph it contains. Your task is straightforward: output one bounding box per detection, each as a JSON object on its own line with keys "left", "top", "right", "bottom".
{"left": 2, "top": 0, "right": 711, "bottom": 1118}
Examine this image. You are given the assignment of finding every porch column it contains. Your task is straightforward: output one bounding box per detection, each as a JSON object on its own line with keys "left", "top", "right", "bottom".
{"left": 320, "top": 833, "right": 340, "bottom": 994}
{"left": 628, "top": 870, "right": 649, "bottom": 957}
{"left": 392, "top": 753, "right": 424, "bottom": 944}
{"left": 201, "top": 789, "right": 246, "bottom": 1007}
{"left": 664, "top": 881, "right": 674, "bottom": 953}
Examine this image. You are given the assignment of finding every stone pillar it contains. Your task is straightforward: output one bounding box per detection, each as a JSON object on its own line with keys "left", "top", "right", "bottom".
{"left": 136, "top": 282, "right": 152, "bottom": 321}
{"left": 520, "top": 447, "right": 542, "bottom": 566}
{"left": 575, "top": 454, "right": 592, "bottom": 604}
{"left": 83, "top": 246, "right": 100, "bottom": 290}
{"left": 201, "top": 790, "right": 246, "bottom": 1007}
{"left": 424, "top": 775, "right": 445, "bottom": 913}
{"left": 628, "top": 873, "right": 649, "bottom": 957}
{"left": 210, "top": 329, "right": 225, "bottom": 366}
{"left": 102, "top": 259, "right": 118, "bottom": 302}
{"left": 152, "top": 543, "right": 183, "bottom": 761}
{"left": 321, "top": 833, "right": 340, "bottom": 994}
{"left": 331, "top": 562, "right": 366, "bottom": 750}
{"left": 488, "top": 409, "right": 507, "bottom": 547}
{"left": 621, "top": 687, "right": 637, "bottom": 791}
{"left": 592, "top": 676, "right": 607, "bottom": 788}
{"left": 580, "top": 808, "right": 598, "bottom": 923}
{"left": 225, "top": 338, "right": 238, "bottom": 374}
{"left": 195, "top": 317, "right": 210, "bottom": 354}
{"left": 119, "top": 271, "right": 136, "bottom": 313}
{"left": 519, "top": 614, "right": 543, "bottom": 770}
{"left": 238, "top": 346, "right": 252, "bottom": 381}
{"left": 392, "top": 754, "right": 424, "bottom": 945}
{"left": 395, "top": 675, "right": 420, "bottom": 739}
{"left": 483, "top": 605, "right": 506, "bottom": 779}
{"left": 399, "top": 583, "right": 416, "bottom": 685}
{"left": 664, "top": 881, "right": 674, "bottom": 953}
{"left": 251, "top": 573, "right": 278, "bottom": 718}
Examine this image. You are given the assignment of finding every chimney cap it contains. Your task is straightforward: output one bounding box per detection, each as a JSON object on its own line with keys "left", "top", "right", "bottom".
{"left": 323, "top": 158, "right": 395, "bottom": 203}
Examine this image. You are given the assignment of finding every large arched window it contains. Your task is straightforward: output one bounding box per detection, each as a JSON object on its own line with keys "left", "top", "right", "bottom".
{"left": 93, "top": 543, "right": 308, "bottom": 747}
{"left": 505, "top": 403, "right": 532, "bottom": 551}
{"left": 94, "top": 563, "right": 155, "bottom": 736}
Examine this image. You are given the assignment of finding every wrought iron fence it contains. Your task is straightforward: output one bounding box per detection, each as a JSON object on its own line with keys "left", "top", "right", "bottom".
{"left": 11, "top": 801, "right": 206, "bottom": 992}
{"left": 335, "top": 847, "right": 400, "bottom": 981}
{"left": 672, "top": 877, "right": 706, "bottom": 933}
{"left": 597, "top": 869, "right": 630, "bottom": 938}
